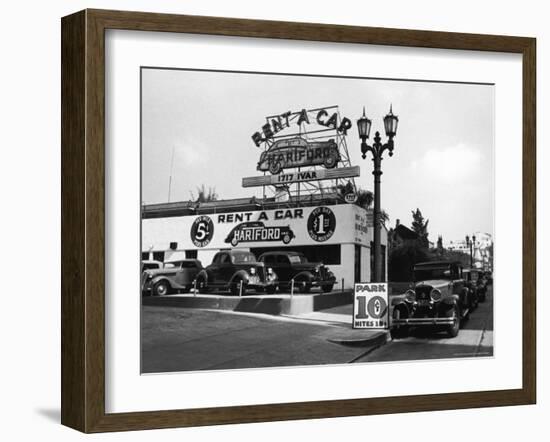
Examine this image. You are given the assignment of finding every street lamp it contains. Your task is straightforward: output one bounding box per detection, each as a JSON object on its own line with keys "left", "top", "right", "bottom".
{"left": 358, "top": 105, "right": 398, "bottom": 283}
{"left": 465, "top": 234, "right": 476, "bottom": 267}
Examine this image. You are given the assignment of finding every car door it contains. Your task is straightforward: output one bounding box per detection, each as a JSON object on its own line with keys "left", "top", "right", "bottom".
{"left": 177, "top": 261, "right": 198, "bottom": 286}
{"left": 207, "top": 253, "right": 224, "bottom": 285}
{"left": 213, "top": 253, "right": 234, "bottom": 285}
{"left": 276, "top": 254, "right": 292, "bottom": 284}
{"left": 451, "top": 264, "right": 467, "bottom": 307}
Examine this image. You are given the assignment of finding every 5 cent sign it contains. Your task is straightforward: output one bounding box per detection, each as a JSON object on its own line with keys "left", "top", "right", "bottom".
{"left": 353, "top": 283, "right": 389, "bottom": 329}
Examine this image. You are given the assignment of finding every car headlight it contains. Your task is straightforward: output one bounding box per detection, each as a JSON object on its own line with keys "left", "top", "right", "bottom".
{"left": 430, "top": 289, "right": 442, "bottom": 302}
{"left": 405, "top": 289, "right": 416, "bottom": 303}
{"left": 250, "top": 267, "right": 256, "bottom": 275}
{"left": 267, "top": 268, "right": 277, "bottom": 281}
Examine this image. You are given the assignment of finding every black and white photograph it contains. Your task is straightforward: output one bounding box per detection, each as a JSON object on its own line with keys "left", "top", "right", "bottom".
{"left": 140, "top": 67, "right": 494, "bottom": 374}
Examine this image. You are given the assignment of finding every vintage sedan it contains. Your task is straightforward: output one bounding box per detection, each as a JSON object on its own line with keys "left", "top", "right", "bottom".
{"left": 391, "top": 261, "right": 472, "bottom": 339}
{"left": 258, "top": 251, "right": 336, "bottom": 293}
{"left": 463, "top": 268, "right": 482, "bottom": 310}
{"left": 195, "top": 250, "right": 278, "bottom": 296}
{"left": 476, "top": 270, "right": 489, "bottom": 302}
{"left": 257, "top": 137, "right": 340, "bottom": 174}
{"left": 141, "top": 260, "right": 163, "bottom": 272}
{"left": 142, "top": 259, "right": 203, "bottom": 296}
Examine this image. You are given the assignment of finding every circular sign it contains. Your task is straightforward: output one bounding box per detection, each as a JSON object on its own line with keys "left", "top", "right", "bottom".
{"left": 344, "top": 192, "right": 357, "bottom": 204}
{"left": 307, "top": 206, "right": 336, "bottom": 242}
{"left": 367, "top": 295, "right": 388, "bottom": 319}
{"left": 190, "top": 216, "right": 214, "bottom": 247}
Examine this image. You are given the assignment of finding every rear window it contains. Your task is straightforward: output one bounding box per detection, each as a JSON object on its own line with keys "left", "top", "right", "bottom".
{"left": 288, "top": 255, "right": 307, "bottom": 264}
{"left": 231, "top": 252, "right": 257, "bottom": 264}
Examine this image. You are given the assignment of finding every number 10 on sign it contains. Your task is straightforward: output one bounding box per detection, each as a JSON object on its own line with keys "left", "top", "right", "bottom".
{"left": 353, "top": 283, "right": 389, "bottom": 329}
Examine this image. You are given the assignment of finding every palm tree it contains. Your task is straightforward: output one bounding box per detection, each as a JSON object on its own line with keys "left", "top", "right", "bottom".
{"left": 335, "top": 182, "right": 374, "bottom": 209}
{"left": 191, "top": 185, "right": 218, "bottom": 203}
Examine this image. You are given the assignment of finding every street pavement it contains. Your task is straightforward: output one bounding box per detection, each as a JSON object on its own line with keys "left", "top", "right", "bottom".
{"left": 142, "top": 307, "right": 380, "bottom": 373}
{"left": 141, "top": 286, "right": 493, "bottom": 373}
{"left": 355, "top": 286, "right": 494, "bottom": 363}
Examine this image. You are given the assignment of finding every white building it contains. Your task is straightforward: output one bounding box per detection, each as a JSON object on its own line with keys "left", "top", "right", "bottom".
{"left": 142, "top": 197, "right": 388, "bottom": 289}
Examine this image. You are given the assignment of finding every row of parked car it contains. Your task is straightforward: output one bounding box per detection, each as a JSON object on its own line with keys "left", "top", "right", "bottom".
{"left": 391, "top": 260, "right": 491, "bottom": 339}
{"left": 141, "top": 250, "right": 337, "bottom": 297}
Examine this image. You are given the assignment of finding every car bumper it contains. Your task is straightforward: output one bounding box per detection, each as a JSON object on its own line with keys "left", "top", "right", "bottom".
{"left": 310, "top": 277, "right": 336, "bottom": 287}
{"left": 392, "top": 317, "right": 455, "bottom": 326}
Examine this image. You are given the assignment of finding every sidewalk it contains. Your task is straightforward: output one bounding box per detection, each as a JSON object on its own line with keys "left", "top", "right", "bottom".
{"left": 282, "top": 309, "right": 390, "bottom": 347}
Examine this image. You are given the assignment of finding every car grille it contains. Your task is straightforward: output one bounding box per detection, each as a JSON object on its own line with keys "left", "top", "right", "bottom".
{"left": 415, "top": 286, "right": 431, "bottom": 301}
{"left": 256, "top": 266, "right": 265, "bottom": 281}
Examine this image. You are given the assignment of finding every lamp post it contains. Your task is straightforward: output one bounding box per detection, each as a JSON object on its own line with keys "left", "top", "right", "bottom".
{"left": 357, "top": 106, "right": 398, "bottom": 283}
{"left": 465, "top": 234, "right": 476, "bottom": 267}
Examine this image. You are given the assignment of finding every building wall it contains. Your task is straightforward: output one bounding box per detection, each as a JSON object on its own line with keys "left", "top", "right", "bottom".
{"left": 142, "top": 203, "right": 387, "bottom": 289}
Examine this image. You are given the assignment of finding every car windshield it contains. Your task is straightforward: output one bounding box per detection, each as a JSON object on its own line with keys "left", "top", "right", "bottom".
{"left": 231, "top": 252, "right": 257, "bottom": 264}
{"left": 414, "top": 267, "right": 450, "bottom": 281}
{"left": 288, "top": 255, "right": 307, "bottom": 264}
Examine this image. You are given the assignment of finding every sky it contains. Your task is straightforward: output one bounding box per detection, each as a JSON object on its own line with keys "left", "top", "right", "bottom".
{"left": 141, "top": 68, "right": 494, "bottom": 243}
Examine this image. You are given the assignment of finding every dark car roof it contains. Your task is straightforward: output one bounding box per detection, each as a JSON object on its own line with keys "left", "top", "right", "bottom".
{"left": 414, "top": 260, "right": 461, "bottom": 268}
{"left": 220, "top": 250, "right": 255, "bottom": 255}
{"left": 259, "top": 251, "right": 304, "bottom": 257}
{"left": 165, "top": 259, "right": 201, "bottom": 263}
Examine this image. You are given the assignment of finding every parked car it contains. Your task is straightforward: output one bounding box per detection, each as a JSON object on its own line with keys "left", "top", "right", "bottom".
{"left": 257, "top": 251, "right": 336, "bottom": 293}
{"left": 257, "top": 137, "right": 341, "bottom": 174}
{"left": 391, "top": 261, "right": 472, "bottom": 339}
{"left": 476, "top": 270, "right": 489, "bottom": 302}
{"left": 195, "top": 250, "right": 278, "bottom": 296}
{"left": 141, "top": 260, "right": 163, "bottom": 272}
{"left": 224, "top": 221, "right": 295, "bottom": 246}
{"left": 463, "top": 268, "right": 482, "bottom": 310}
{"left": 142, "top": 259, "right": 203, "bottom": 296}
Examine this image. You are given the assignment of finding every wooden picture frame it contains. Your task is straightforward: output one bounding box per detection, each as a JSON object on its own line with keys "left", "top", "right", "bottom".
{"left": 61, "top": 9, "right": 536, "bottom": 433}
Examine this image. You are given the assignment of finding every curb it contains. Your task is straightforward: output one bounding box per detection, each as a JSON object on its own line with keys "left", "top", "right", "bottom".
{"left": 326, "top": 329, "right": 391, "bottom": 347}
{"left": 143, "top": 290, "right": 353, "bottom": 315}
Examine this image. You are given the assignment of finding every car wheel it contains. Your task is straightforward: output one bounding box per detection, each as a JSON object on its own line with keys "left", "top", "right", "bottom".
{"left": 153, "top": 281, "right": 169, "bottom": 297}
{"left": 269, "top": 161, "right": 282, "bottom": 175}
{"left": 390, "top": 307, "right": 408, "bottom": 339}
{"left": 265, "top": 285, "right": 277, "bottom": 294}
{"left": 278, "top": 284, "right": 290, "bottom": 293}
{"left": 230, "top": 277, "right": 245, "bottom": 296}
{"left": 294, "top": 276, "right": 311, "bottom": 293}
{"left": 321, "top": 283, "right": 334, "bottom": 293}
{"left": 324, "top": 152, "right": 338, "bottom": 168}
{"left": 231, "top": 237, "right": 239, "bottom": 247}
{"left": 196, "top": 276, "right": 210, "bottom": 294}
{"left": 446, "top": 305, "right": 460, "bottom": 338}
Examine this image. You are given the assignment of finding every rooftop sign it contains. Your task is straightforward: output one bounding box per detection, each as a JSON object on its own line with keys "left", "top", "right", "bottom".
{"left": 251, "top": 107, "right": 353, "bottom": 147}
{"left": 242, "top": 166, "right": 360, "bottom": 188}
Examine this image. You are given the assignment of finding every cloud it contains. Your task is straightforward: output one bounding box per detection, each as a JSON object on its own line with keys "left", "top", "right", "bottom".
{"left": 410, "top": 144, "right": 483, "bottom": 182}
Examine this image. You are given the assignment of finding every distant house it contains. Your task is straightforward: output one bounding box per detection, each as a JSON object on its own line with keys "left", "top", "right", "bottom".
{"left": 388, "top": 219, "right": 419, "bottom": 249}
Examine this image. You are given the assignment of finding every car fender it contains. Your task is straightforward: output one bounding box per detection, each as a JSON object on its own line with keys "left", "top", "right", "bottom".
{"left": 196, "top": 269, "right": 209, "bottom": 283}
{"left": 441, "top": 293, "right": 459, "bottom": 306}
{"left": 229, "top": 270, "right": 251, "bottom": 285}
{"left": 391, "top": 294, "right": 407, "bottom": 306}
{"left": 150, "top": 276, "right": 174, "bottom": 289}
{"left": 293, "top": 270, "right": 315, "bottom": 282}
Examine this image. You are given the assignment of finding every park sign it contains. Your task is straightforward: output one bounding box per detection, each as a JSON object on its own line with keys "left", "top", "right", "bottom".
{"left": 353, "top": 283, "right": 389, "bottom": 329}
